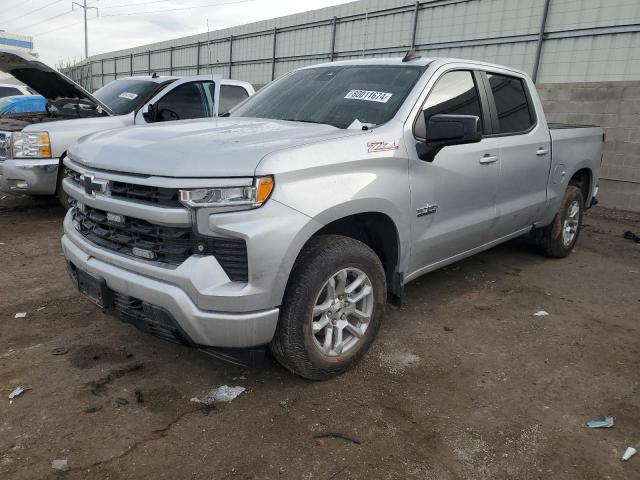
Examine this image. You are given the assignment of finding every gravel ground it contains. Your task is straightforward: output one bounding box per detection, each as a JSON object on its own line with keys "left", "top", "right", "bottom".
{"left": 1, "top": 193, "right": 639, "bottom": 480}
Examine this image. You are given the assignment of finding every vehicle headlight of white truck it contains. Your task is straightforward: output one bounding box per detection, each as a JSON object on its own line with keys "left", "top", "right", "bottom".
{"left": 11, "top": 131, "right": 52, "bottom": 158}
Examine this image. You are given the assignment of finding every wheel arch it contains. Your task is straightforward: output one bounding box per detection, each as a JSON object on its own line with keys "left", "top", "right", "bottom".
{"left": 287, "top": 209, "right": 405, "bottom": 306}
{"left": 568, "top": 167, "right": 592, "bottom": 206}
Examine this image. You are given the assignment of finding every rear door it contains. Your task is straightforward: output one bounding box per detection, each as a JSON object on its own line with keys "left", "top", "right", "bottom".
{"left": 135, "top": 75, "right": 221, "bottom": 124}
{"left": 480, "top": 71, "right": 551, "bottom": 236}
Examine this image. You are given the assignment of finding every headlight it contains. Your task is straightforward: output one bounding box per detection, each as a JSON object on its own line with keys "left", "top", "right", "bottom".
{"left": 179, "top": 176, "right": 274, "bottom": 210}
{"left": 12, "top": 132, "right": 52, "bottom": 158}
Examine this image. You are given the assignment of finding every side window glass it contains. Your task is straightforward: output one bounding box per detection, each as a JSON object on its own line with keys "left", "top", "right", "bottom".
{"left": 486, "top": 73, "right": 534, "bottom": 134}
{"left": 155, "top": 82, "right": 208, "bottom": 121}
{"left": 415, "top": 70, "right": 483, "bottom": 139}
{"left": 219, "top": 85, "right": 250, "bottom": 115}
{"left": 0, "top": 87, "right": 21, "bottom": 97}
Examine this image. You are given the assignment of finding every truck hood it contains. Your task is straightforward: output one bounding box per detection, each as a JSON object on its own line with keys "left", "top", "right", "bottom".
{"left": 69, "top": 117, "right": 360, "bottom": 177}
{"left": 0, "top": 48, "right": 110, "bottom": 113}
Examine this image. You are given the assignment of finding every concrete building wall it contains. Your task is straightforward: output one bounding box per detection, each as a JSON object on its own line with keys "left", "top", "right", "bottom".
{"left": 538, "top": 81, "right": 640, "bottom": 211}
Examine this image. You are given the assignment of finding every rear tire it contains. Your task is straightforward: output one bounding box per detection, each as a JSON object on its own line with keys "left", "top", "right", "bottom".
{"left": 270, "top": 235, "right": 386, "bottom": 380}
{"left": 534, "top": 185, "right": 584, "bottom": 258}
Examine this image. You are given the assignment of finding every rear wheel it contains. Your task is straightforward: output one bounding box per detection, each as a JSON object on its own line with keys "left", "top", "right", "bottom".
{"left": 270, "top": 235, "right": 386, "bottom": 380}
{"left": 534, "top": 185, "right": 584, "bottom": 258}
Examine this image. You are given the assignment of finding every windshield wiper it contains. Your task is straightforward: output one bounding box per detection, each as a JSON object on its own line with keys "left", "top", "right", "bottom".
{"left": 280, "top": 118, "right": 327, "bottom": 125}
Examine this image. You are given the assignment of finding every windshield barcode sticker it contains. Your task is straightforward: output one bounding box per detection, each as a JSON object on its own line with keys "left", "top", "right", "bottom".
{"left": 344, "top": 90, "right": 393, "bottom": 103}
{"left": 118, "top": 92, "right": 138, "bottom": 100}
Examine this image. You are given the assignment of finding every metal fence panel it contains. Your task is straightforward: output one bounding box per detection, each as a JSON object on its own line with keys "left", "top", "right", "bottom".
{"left": 62, "top": 0, "right": 640, "bottom": 91}
{"left": 537, "top": 32, "right": 640, "bottom": 82}
{"left": 233, "top": 33, "right": 273, "bottom": 62}
{"left": 545, "top": 0, "right": 640, "bottom": 31}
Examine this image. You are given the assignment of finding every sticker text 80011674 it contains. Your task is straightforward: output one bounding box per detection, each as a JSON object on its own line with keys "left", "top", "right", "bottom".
{"left": 344, "top": 90, "right": 393, "bottom": 103}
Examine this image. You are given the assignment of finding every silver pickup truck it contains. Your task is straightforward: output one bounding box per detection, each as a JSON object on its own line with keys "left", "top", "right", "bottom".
{"left": 61, "top": 56, "right": 603, "bottom": 379}
{"left": 0, "top": 48, "right": 254, "bottom": 204}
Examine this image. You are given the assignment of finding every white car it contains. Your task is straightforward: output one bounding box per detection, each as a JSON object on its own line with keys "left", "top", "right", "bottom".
{"left": 0, "top": 82, "right": 32, "bottom": 98}
{"left": 0, "top": 48, "right": 254, "bottom": 205}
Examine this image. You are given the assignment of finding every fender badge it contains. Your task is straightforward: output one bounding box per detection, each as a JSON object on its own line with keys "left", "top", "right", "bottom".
{"left": 367, "top": 140, "right": 399, "bottom": 153}
{"left": 416, "top": 203, "right": 438, "bottom": 217}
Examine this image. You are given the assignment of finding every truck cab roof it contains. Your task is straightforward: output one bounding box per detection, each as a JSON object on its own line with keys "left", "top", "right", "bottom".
{"left": 301, "top": 56, "right": 529, "bottom": 78}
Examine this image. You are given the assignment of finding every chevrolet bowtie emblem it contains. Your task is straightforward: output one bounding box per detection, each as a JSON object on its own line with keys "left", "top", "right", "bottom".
{"left": 80, "top": 174, "right": 108, "bottom": 196}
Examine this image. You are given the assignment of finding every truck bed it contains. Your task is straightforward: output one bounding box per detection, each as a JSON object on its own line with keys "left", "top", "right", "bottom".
{"left": 546, "top": 124, "right": 603, "bottom": 215}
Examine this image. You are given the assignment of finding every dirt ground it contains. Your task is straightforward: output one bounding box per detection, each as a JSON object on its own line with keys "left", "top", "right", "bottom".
{"left": 1, "top": 193, "right": 639, "bottom": 480}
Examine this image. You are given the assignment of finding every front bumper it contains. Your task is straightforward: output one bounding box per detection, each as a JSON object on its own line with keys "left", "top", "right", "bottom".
{"left": 62, "top": 228, "right": 280, "bottom": 348}
{"left": 60, "top": 158, "right": 323, "bottom": 349}
{"left": 0, "top": 158, "right": 59, "bottom": 194}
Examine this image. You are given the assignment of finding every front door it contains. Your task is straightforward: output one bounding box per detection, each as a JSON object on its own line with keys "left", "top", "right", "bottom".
{"left": 406, "top": 69, "right": 501, "bottom": 279}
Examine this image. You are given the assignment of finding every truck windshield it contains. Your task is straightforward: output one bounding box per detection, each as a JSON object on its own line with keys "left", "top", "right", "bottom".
{"left": 231, "top": 65, "right": 424, "bottom": 129}
{"left": 93, "top": 79, "right": 160, "bottom": 115}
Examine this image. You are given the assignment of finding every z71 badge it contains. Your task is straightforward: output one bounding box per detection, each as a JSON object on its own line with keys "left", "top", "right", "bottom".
{"left": 367, "top": 141, "right": 399, "bottom": 153}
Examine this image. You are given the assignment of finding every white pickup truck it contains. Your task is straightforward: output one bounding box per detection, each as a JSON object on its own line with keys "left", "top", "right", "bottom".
{"left": 62, "top": 56, "right": 603, "bottom": 379}
{"left": 0, "top": 48, "right": 254, "bottom": 204}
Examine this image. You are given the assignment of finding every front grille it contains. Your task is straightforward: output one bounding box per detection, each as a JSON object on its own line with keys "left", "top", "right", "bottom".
{"left": 111, "top": 292, "right": 193, "bottom": 345}
{"left": 0, "top": 131, "right": 10, "bottom": 160}
{"left": 72, "top": 204, "right": 248, "bottom": 281}
{"left": 65, "top": 168, "right": 181, "bottom": 208}
{"left": 110, "top": 181, "right": 180, "bottom": 207}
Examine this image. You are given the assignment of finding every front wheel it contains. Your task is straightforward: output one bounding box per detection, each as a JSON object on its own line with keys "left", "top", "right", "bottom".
{"left": 56, "top": 165, "right": 71, "bottom": 210}
{"left": 270, "top": 235, "right": 386, "bottom": 380}
{"left": 533, "top": 185, "right": 584, "bottom": 258}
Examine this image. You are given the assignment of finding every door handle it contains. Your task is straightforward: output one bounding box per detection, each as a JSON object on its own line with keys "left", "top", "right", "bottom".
{"left": 536, "top": 148, "right": 549, "bottom": 156}
{"left": 479, "top": 154, "right": 498, "bottom": 164}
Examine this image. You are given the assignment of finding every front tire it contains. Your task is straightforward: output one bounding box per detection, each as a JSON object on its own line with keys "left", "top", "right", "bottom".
{"left": 56, "top": 165, "right": 71, "bottom": 210}
{"left": 270, "top": 235, "right": 386, "bottom": 380}
{"left": 534, "top": 185, "right": 584, "bottom": 258}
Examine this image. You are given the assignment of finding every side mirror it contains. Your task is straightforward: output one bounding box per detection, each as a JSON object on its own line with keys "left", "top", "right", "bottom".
{"left": 417, "top": 114, "right": 481, "bottom": 162}
{"left": 142, "top": 103, "right": 156, "bottom": 122}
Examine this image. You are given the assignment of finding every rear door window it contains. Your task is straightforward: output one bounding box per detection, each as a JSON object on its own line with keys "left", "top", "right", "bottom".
{"left": 220, "top": 85, "right": 249, "bottom": 115}
{"left": 486, "top": 73, "right": 534, "bottom": 134}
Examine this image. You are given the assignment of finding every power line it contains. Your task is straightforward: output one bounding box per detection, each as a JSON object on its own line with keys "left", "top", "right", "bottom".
{"left": 14, "top": 9, "right": 76, "bottom": 31}
{"left": 96, "top": 0, "right": 177, "bottom": 9}
{"left": 32, "top": 18, "right": 84, "bottom": 37}
{"left": 4, "top": 0, "right": 66, "bottom": 25}
{"left": 4, "top": 0, "right": 38, "bottom": 10}
{"left": 99, "top": 0, "right": 254, "bottom": 17}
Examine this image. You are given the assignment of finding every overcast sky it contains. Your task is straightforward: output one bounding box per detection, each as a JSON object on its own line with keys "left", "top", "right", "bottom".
{"left": 3, "top": 0, "right": 353, "bottom": 67}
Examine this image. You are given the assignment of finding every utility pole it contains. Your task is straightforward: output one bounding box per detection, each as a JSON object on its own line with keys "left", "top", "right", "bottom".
{"left": 72, "top": 1, "right": 98, "bottom": 60}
